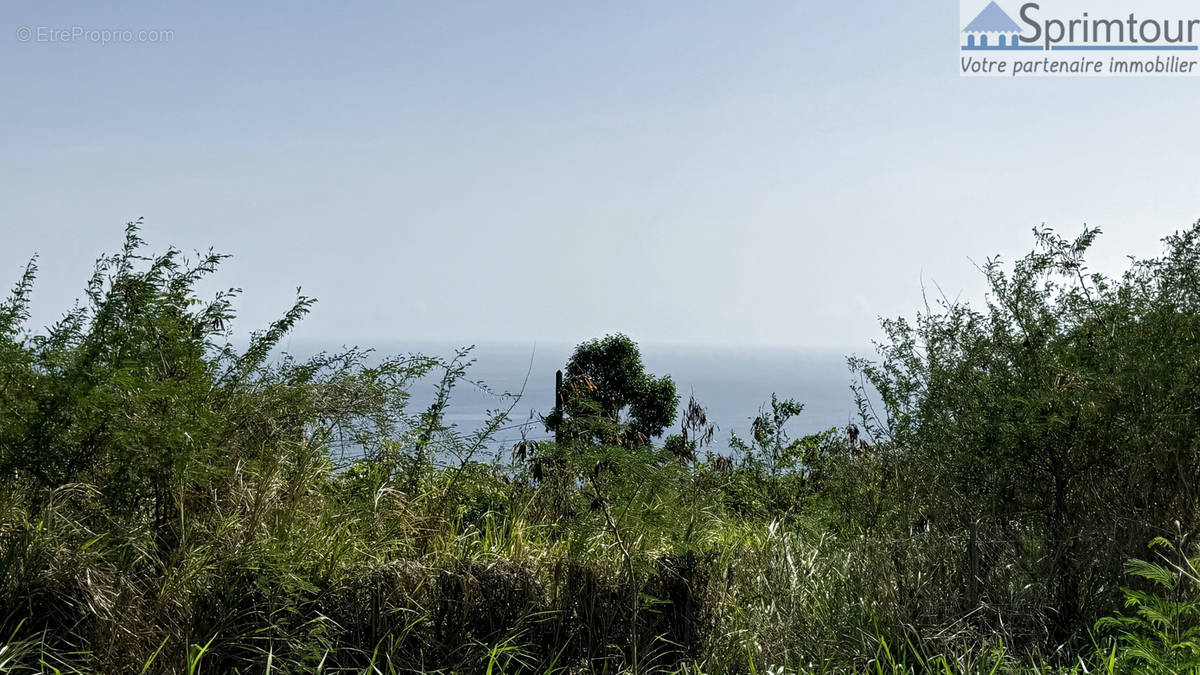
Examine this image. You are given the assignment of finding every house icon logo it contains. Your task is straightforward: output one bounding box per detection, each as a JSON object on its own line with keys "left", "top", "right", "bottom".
{"left": 960, "top": 0, "right": 1200, "bottom": 76}
{"left": 962, "top": 1, "right": 1037, "bottom": 50}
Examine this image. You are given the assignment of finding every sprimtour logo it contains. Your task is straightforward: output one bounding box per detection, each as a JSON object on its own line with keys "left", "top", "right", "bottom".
{"left": 960, "top": 0, "right": 1200, "bottom": 76}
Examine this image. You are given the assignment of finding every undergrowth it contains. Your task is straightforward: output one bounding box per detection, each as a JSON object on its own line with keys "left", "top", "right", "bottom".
{"left": 1, "top": 220, "right": 1199, "bottom": 673}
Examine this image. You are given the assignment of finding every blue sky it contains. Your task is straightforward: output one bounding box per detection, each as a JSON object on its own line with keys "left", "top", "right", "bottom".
{"left": 2, "top": 1, "right": 1198, "bottom": 349}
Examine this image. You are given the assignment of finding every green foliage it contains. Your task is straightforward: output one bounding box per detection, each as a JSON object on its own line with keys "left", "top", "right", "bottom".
{"left": 1097, "top": 537, "right": 1200, "bottom": 674}
{"left": 729, "top": 394, "right": 808, "bottom": 475}
{"left": 2, "top": 221, "right": 1199, "bottom": 673}
{"left": 852, "top": 223, "right": 1200, "bottom": 641}
{"left": 702, "top": 395, "right": 847, "bottom": 523}
{"left": 553, "top": 333, "right": 679, "bottom": 442}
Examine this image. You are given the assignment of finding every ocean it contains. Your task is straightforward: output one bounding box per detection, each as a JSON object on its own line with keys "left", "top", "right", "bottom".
{"left": 330, "top": 341, "right": 874, "bottom": 458}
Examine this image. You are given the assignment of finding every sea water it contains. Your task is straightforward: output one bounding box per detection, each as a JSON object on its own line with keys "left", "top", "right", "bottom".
{"left": 353, "top": 341, "right": 876, "bottom": 459}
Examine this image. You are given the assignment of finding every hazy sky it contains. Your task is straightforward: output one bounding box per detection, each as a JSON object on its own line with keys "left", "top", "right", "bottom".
{"left": 3, "top": 1, "right": 1198, "bottom": 349}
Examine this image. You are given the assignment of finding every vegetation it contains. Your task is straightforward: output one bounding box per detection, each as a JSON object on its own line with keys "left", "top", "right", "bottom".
{"left": 1, "top": 219, "right": 1199, "bottom": 673}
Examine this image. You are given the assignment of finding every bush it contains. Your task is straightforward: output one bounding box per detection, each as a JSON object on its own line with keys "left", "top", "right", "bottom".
{"left": 2, "top": 220, "right": 1200, "bottom": 672}
{"left": 851, "top": 224, "right": 1200, "bottom": 647}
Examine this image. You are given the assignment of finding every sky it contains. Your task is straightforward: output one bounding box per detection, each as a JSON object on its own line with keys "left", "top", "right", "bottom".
{"left": 2, "top": 1, "right": 1199, "bottom": 350}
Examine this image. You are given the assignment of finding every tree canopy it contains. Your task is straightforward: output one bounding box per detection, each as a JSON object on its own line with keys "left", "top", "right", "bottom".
{"left": 550, "top": 333, "right": 679, "bottom": 445}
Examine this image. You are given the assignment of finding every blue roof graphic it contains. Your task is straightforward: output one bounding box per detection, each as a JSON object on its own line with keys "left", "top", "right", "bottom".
{"left": 963, "top": 2, "right": 1021, "bottom": 33}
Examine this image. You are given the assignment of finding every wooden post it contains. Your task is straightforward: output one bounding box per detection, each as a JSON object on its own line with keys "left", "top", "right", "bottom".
{"left": 554, "top": 370, "right": 563, "bottom": 444}
{"left": 967, "top": 522, "right": 980, "bottom": 608}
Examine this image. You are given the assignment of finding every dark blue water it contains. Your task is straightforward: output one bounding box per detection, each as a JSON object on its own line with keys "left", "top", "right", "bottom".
{"left": 338, "top": 341, "right": 870, "bottom": 457}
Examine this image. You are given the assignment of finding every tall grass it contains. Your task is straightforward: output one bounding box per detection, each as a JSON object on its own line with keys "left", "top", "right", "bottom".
{"left": 2, "top": 221, "right": 1199, "bottom": 672}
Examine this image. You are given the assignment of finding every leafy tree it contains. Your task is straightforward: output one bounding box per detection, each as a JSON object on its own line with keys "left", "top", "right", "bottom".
{"left": 0, "top": 220, "right": 437, "bottom": 529}
{"left": 547, "top": 333, "right": 678, "bottom": 445}
{"left": 852, "top": 223, "right": 1200, "bottom": 642}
